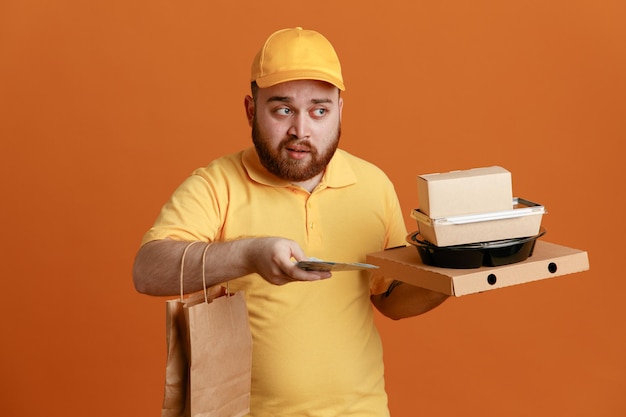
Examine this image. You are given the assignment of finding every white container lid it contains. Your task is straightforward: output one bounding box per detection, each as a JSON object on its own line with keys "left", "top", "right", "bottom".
{"left": 411, "top": 198, "right": 546, "bottom": 226}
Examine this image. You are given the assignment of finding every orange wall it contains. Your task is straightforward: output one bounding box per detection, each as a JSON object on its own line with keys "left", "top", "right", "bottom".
{"left": 1, "top": 1, "right": 624, "bottom": 416}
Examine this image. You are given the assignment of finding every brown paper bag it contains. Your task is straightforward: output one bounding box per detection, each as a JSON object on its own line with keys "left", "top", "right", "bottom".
{"left": 161, "top": 242, "right": 252, "bottom": 417}
{"left": 162, "top": 290, "right": 207, "bottom": 417}
{"left": 161, "top": 296, "right": 188, "bottom": 417}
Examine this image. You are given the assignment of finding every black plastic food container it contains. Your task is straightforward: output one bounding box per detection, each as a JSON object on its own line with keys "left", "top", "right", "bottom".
{"left": 406, "top": 228, "right": 546, "bottom": 269}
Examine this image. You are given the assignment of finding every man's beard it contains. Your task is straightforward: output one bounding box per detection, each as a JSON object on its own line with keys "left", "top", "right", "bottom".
{"left": 252, "top": 120, "right": 341, "bottom": 182}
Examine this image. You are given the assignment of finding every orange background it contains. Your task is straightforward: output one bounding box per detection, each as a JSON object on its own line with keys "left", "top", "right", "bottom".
{"left": 1, "top": 1, "right": 624, "bottom": 416}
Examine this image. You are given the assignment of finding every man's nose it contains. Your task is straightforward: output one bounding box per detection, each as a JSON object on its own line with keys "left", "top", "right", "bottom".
{"left": 287, "top": 114, "right": 311, "bottom": 139}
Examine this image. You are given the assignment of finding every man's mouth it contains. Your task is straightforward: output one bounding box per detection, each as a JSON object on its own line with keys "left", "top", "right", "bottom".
{"left": 284, "top": 141, "right": 312, "bottom": 159}
{"left": 286, "top": 144, "right": 310, "bottom": 153}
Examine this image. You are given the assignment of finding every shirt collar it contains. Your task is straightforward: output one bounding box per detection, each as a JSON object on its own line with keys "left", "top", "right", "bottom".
{"left": 242, "top": 147, "right": 357, "bottom": 190}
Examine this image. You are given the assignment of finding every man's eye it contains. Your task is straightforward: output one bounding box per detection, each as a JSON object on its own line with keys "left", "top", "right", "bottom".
{"left": 276, "top": 108, "right": 291, "bottom": 115}
{"left": 312, "top": 108, "right": 326, "bottom": 117}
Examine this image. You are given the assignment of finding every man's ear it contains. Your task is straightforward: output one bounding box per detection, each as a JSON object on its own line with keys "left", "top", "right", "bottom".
{"left": 338, "top": 96, "right": 343, "bottom": 122}
{"left": 244, "top": 95, "right": 255, "bottom": 127}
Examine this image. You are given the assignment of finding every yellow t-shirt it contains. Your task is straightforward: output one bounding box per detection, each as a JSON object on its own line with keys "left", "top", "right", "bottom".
{"left": 142, "top": 148, "right": 407, "bottom": 416}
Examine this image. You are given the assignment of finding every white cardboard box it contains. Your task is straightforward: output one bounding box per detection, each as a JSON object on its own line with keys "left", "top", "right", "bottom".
{"left": 417, "top": 166, "right": 513, "bottom": 218}
{"left": 411, "top": 198, "right": 546, "bottom": 247}
{"left": 366, "top": 241, "right": 589, "bottom": 296}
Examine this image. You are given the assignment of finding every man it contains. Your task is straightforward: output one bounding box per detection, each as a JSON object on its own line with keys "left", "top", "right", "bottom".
{"left": 134, "top": 27, "right": 448, "bottom": 416}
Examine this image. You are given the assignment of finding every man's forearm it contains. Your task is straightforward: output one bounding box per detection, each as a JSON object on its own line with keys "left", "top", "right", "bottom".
{"left": 132, "top": 238, "right": 253, "bottom": 296}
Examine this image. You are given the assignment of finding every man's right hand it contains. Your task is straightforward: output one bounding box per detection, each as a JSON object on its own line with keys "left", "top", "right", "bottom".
{"left": 245, "top": 237, "right": 332, "bottom": 285}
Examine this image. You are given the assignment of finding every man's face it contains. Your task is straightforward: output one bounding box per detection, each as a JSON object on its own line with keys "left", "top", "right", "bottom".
{"left": 245, "top": 80, "right": 343, "bottom": 184}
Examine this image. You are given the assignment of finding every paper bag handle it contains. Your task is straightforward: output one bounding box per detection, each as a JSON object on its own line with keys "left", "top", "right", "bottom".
{"left": 180, "top": 241, "right": 227, "bottom": 303}
{"left": 179, "top": 241, "right": 201, "bottom": 301}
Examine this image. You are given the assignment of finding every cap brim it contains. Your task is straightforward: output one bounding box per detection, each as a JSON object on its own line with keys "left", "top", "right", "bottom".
{"left": 255, "top": 70, "right": 345, "bottom": 91}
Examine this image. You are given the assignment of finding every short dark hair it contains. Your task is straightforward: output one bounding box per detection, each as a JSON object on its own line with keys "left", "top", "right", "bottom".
{"left": 250, "top": 81, "right": 259, "bottom": 103}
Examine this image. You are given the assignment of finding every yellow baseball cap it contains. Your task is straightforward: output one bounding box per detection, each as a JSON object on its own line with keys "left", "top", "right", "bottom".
{"left": 250, "top": 27, "right": 345, "bottom": 91}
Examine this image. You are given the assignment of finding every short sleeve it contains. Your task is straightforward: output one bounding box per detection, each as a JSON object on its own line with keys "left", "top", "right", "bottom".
{"left": 140, "top": 173, "right": 222, "bottom": 246}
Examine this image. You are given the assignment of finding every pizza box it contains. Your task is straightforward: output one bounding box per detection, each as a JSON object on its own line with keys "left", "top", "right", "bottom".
{"left": 366, "top": 241, "right": 589, "bottom": 296}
